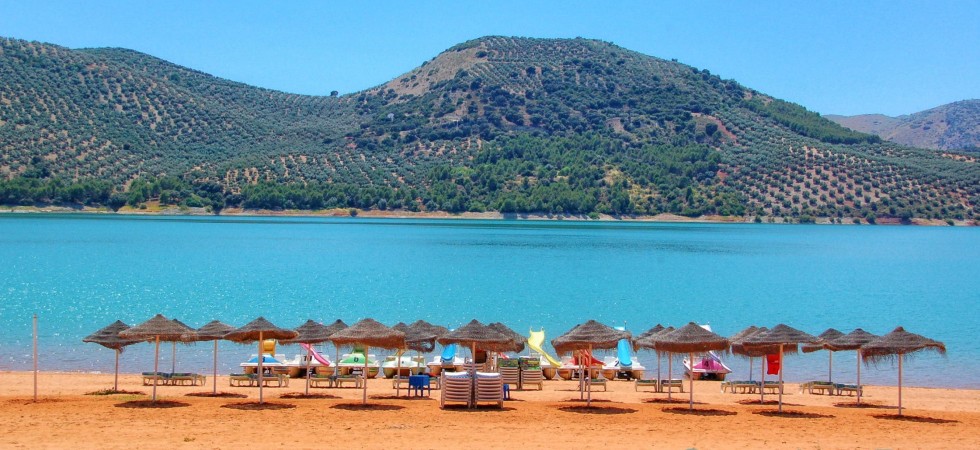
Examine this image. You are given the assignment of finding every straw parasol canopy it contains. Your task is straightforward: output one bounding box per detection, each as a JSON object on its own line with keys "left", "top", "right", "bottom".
{"left": 329, "top": 318, "right": 406, "bottom": 404}
{"left": 802, "top": 328, "right": 844, "bottom": 353}
{"left": 322, "top": 319, "right": 349, "bottom": 336}
{"left": 181, "top": 320, "right": 235, "bottom": 395}
{"left": 119, "top": 314, "right": 194, "bottom": 402}
{"left": 83, "top": 320, "right": 142, "bottom": 392}
{"left": 654, "top": 322, "right": 730, "bottom": 411}
{"left": 861, "top": 326, "right": 946, "bottom": 415}
{"left": 551, "top": 320, "right": 630, "bottom": 354}
{"left": 280, "top": 319, "right": 338, "bottom": 395}
{"left": 438, "top": 319, "right": 515, "bottom": 353}
{"left": 403, "top": 320, "right": 448, "bottom": 353}
{"left": 488, "top": 322, "right": 526, "bottom": 353}
{"left": 632, "top": 324, "right": 664, "bottom": 351}
{"left": 224, "top": 317, "right": 299, "bottom": 404}
{"left": 551, "top": 320, "right": 630, "bottom": 406}
{"left": 744, "top": 324, "right": 820, "bottom": 412}
{"left": 825, "top": 328, "right": 879, "bottom": 404}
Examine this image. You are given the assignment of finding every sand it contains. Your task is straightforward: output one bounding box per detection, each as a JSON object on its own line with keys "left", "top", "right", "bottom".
{"left": 2, "top": 372, "right": 978, "bottom": 449}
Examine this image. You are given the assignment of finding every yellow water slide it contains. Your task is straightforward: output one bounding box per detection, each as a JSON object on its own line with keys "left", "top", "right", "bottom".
{"left": 527, "top": 329, "right": 562, "bottom": 367}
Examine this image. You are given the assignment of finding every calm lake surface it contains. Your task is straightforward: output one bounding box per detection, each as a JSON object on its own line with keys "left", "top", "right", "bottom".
{"left": 1, "top": 214, "right": 977, "bottom": 388}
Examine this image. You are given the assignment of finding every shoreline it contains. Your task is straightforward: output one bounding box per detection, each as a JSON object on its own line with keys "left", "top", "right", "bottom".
{"left": 1, "top": 205, "right": 975, "bottom": 226}
{"left": 3, "top": 370, "right": 979, "bottom": 449}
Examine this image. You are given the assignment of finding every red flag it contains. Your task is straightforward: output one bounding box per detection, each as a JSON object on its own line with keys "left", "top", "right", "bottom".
{"left": 766, "top": 353, "right": 781, "bottom": 375}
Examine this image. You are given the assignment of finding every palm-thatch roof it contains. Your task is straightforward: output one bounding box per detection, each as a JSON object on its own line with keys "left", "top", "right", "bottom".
{"left": 743, "top": 324, "right": 819, "bottom": 351}
{"left": 402, "top": 320, "right": 448, "bottom": 353}
{"left": 279, "top": 319, "right": 335, "bottom": 344}
{"left": 861, "top": 326, "right": 947, "bottom": 363}
{"left": 634, "top": 325, "right": 675, "bottom": 350}
{"left": 329, "top": 318, "right": 406, "bottom": 350}
{"left": 223, "top": 317, "right": 299, "bottom": 343}
{"left": 802, "top": 328, "right": 845, "bottom": 353}
{"left": 653, "top": 322, "right": 730, "bottom": 354}
{"left": 119, "top": 314, "right": 190, "bottom": 341}
{"left": 83, "top": 320, "right": 142, "bottom": 350}
{"left": 322, "top": 319, "right": 349, "bottom": 337}
{"left": 488, "top": 322, "right": 526, "bottom": 353}
{"left": 636, "top": 324, "right": 665, "bottom": 341}
{"left": 551, "top": 320, "right": 630, "bottom": 354}
{"left": 826, "top": 328, "right": 879, "bottom": 351}
{"left": 182, "top": 320, "right": 235, "bottom": 342}
{"left": 438, "top": 319, "right": 514, "bottom": 352}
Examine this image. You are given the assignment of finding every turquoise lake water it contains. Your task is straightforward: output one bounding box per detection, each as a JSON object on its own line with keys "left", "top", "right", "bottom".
{"left": 1, "top": 214, "right": 977, "bottom": 388}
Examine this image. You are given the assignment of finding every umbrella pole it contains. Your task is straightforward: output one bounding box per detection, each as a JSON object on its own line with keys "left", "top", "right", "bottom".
{"left": 363, "top": 345, "right": 369, "bottom": 405}
{"left": 471, "top": 342, "right": 476, "bottom": 408}
{"left": 114, "top": 348, "right": 120, "bottom": 392}
{"left": 257, "top": 332, "right": 264, "bottom": 404}
{"left": 828, "top": 351, "right": 833, "bottom": 383}
{"left": 667, "top": 352, "right": 673, "bottom": 401}
{"left": 898, "top": 354, "right": 903, "bottom": 416}
{"left": 396, "top": 349, "right": 401, "bottom": 397}
{"left": 587, "top": 345, "right": 592, "bottom": 407}
{"left": 778, "top": 344, "right": 784, "bottom": 413}
{"left": 856, "top": 349, "right": 862, "bottom": 404}
{"left": 656, "top": 350, "right": 662, "bottom": 387}
{"left": 749, "top": 356, "right": 754, "bottom": 382}
{"left": 760, "top": 354, "right": 765, "bottom": 404}
{"left": 212, "top": 340, "right": 219, "bottom": 395}
{"left": 152, "top": 335, "right": 160, "bottom": 402}
{"left": 688, "top": 352, "right": 694, "bottom": 411}
{"left": 578, "top": 350, "right": 584, "bottom": 401}
{"left": 171, "top": 341, "right": 176, "bottom": 374}
{"left": 305, "top": 344, "right": 312, "bottom": 396}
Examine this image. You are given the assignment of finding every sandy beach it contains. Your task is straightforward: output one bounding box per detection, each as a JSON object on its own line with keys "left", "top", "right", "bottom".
{"left": 3, "top": 371, "right": 978, "bottom": 449}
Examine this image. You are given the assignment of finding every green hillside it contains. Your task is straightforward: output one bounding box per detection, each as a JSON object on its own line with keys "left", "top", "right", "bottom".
{"left": 1, "top": 36, "right": 977, "bottom": 222}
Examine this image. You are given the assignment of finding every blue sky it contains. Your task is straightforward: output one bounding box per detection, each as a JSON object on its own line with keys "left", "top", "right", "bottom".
{"left": 1, "top": 1, "right": 977, "bottom": 116}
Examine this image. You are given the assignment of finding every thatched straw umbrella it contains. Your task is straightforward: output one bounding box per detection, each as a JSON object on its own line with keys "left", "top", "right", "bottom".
{"left": 826, "top": 328, "right": 879, "bottom": 404}
{"left": 224, "top": 317, "right": 299, "bottom": 404}
{"left": 802, "top": 328, "right": 845, "bottom": 383}
{"left": 280, "top": 320, "right": 336, "bottom": 396}
{"left": 404, "top": 320, "right": 448, "bottom": 353}
{"left": 728, "top": 325, "right": 761, "bottom": 382}
{"left": 119, "top": 314, "right": 191, "bottom": 402}
{"left": 744, "top": 324, "right": 820, "bottom": 412}
{"left": 488, "top": 322, "right": 526, "bottom": 354}
{"left": 861, "top": 327, "right": 946, "bottom": 415}
{"left": 181, "top": 320, "right": 235, "bottom": 395}
{"left": 552, "top": 320, "right": 630, "bottom": 406}
{"left": 635, "top": 325, "right": 675, "bottom": 398}
{"left": 321, "top": 319, "right": 349, "bottom": 374}
{"left": 83, "top": 320, "right": 142, "bottom": 392}
{"left": 329, "top": 318, "right": 406, "bottom": 404}
{"left": 654, "top": 323, "right": 730, "bottom": 410}
{"left": 168, "top": 319, "right": 195, "bottom": 374}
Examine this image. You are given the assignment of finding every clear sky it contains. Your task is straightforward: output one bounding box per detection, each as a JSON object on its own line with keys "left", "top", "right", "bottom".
{"left": 1, "top": 1, "right": 977, "bottom": 116}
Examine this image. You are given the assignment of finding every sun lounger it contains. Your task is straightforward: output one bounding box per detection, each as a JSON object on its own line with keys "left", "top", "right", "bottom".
{"left": 308, "top": 374, "right": 334, "bottom": 388}
{"left": 587, "top": 378, "right": 607, "bottom": 392}
{"left": 258, "top": 373, "right": 288, "bottom": 387}
{"left": 168, "top": 373, "right": 206, "bottom": 386}
{"left": 141, "top": 372, "right": 169, "bottom": 386}
{"left": 800, "top": 381, "right": 835, "bottom": 395}
{"left": 761, "top": 381, "right": 783, "bottom": 394}
{"left": 520, "top": 369, "right": 544, "bottom": 390}
{"left": 333, "top": 375, "right": 362, "bottom": 388}
{"left": 660, "top": 379, "right": 684, "bottom": 393}
{"left": 229, "top": 373, "right": 255, "bottom": 387}
{"left": 721, "top": 380, "right": 758, "bottom": 394}
{"left": 635, "top": 379, "right": 660, "bottom": 392}
{"left": 441, "top": 372, "right": 472, "bottom": 408}
{"left": 499, "top": 365, "right": 520, "bottom": 387}
{"left": 835, "top": 383, "right": 862, "bottom": 396}
{"left": 475, "top": 372, "right": 504, "bottom": 407}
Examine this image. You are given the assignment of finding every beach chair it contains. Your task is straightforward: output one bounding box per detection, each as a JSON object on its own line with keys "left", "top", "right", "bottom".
{"left": 761, "top": 381, "right": 783, "bottom": 394}
{"left": 660, "top": 379, "right": 684, "bottom": 393}
{"left": 475, "top": 372, "right": 504, "bottom": 407}
{"left": 635, "top": 378, "right": 659, "bottom": 392}
{"left": 308, "top": 373, "right": 333, "bottom": 388}
{"left": 835, "top": 383, "right": 862, "bottom": 396}
{"left": 587, "top": 377, "right": 607, "bottom": 392}
{"left": 520, "top": 369, "right": 544, "bottom": 390}
{"left": 441, "top": 372, "right": 472, "bottom": 408}
{"left": 169, "top": 373, "right": 206, "bottom": 386}
{"left": 801, "top": 381, "right": 835, "bottom": 395}
{"left": 391, "top": 374, "right": 412, "bottom": 389}
{"left": 499, "top": 365, "right": 520, "bottom": 388}
{"left": 141, "top": 372, "right": 169, "bottom": 386}
{"left": 229, "top": 373, "right": 255, "bottom": 387}
{"left": 333, "top": 374, "right": 362, "bottom": 388}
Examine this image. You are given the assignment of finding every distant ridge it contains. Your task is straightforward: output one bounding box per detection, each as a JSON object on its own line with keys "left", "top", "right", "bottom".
{"left": 827, "top": 100, "right": 980, "bottom": 152}
{"left": 1, "top": 35, "right": 977, "bottom": 222}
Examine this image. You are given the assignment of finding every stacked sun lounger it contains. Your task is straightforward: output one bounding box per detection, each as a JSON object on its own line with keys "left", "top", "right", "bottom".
{"left": 499, "top": 365, "right": 520, "bottom": 388}
{"left": 520, "top": 368, "right": 544, "bottom": 390}
{"left": 474, "top": 372, "right": 504, "bottom": 407}
{"left": 441, "top": 372, "right": 472, "bottom": 408}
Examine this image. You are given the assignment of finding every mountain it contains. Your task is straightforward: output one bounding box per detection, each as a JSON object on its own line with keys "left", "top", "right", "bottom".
{"left": 826, "top": 100, "right": 980, "bottom": 152}
{"left": 1, "top": 36, "right": 978, "bottom": 222}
